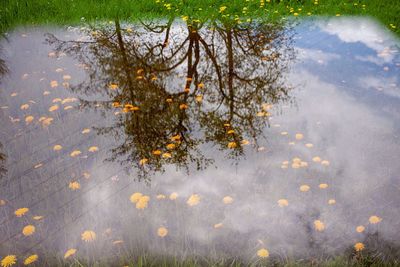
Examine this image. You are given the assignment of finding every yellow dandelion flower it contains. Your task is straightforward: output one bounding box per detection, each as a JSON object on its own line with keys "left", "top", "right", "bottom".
{"left": 15, "top": 207, "right": 29, "bottom": 217}
{"left": 300, "top": 161, "right": 308, "bottom": 167}
{"left": 257, "top": 248, "right": 269, "bottom": 258}
{"left": 130, "top": 106, "right": 140, "bottom": 111}
{"left": 291, "top": 162, "right": 300, "bottom": 169}
{"left": 241, "top": 139, "right": 250, "bottom": 145}
{"left": 33, "top": 216, "right": 43, "bottom": 220}
{"left": 262, "top": 103, "right": 272, "bottom": 111}
{"left": 169, "top": 192, "right": 178, "bottom": 200}
{"left": 81, "top": 230, "right": 96, "bottom": 242}
{"left": 171, "top": 135, "right": 181, "bottom": 141}
{"left": 195, "top": 95, "right": 203, "bottom": 102}
{"left": 70, "top": 150, "right": 81, "bottom": 157}
{"left": 321, "top": 160, "right": 330, "bottom": 166}
{"left": 214, "top": 223, "right": 223, "bottom": 228}
{"left": 1, "top": 255, "right": 17, "bottom": 267}
{"left": 25, "top": 116, "right": 34, "bottom": 124}
{"left": 319, "top": 183, "right": 328, "bottom": 189}
{"left": 228, "top": 142, "right": 237, "bottom": 149}
{"left": 157, "top": 227, "right": 168, "bottom": 237}
{"left": 152, "top": 150, "right": 162, "bottom": 156}
{"left": 300, "top": 185, "right": 310, "bottom": 192}
{"left": 23, "top": 254, "right": 38, "bottom": 265}
{"left": 140, "top": 195, "right": 150, "bottom": 202}
{"left": 369, "top": 215, "right": 382, "bottom": 224}
{"left": 20, "top": 104, "right": 29, "bottom": 110}
{"left": 157, "top": 194, "right": 166, "bottom": 199}
{"left": 162, "top": 152, "right": 172, "bottom": 158}
{"left": 130, "top": 192, "right": 143, "bottom": 203}
{"left": 53, "top": 145, "right": 62, "bottom": 151}
{"left": 166, "top": 143, "right": 176, "bottom": 150}
{"left": 22, "top": 225, "right": 35, "bottom": 236}
{"left": 223, "top": 196, "right": 234, "bottom": 204}
{"left": 52, "top": 98, "right": 62, "bottom": 103}
{"left": 64, "top": 248, "right": 77, "bottom": 259}
{"left": 314, "top": 220, "right": 325, "bottom": 231}
{"left": 227, "top": 130, "right": 235, "bottom": 134}
{"left": 50, "top": 80, "right": 58, "bottom": 88}
{"left": 179, "top": 103, "right": 188, "bottom": 110}
{"left": 108, "top": 83, "right": 118, "bottom": 90}
{"left": 61, "top": 97, "right": 77, "bottom": 104}
{"left": 48, "top": 105, "right": 59, "bottom": 112}
{"left": 278, "top": 199, "right": 289, "bottom": 207}
{"left": 292, "top": 157, "right": 301, "bottom": 163}
{"left": 88, "top": 146, "right": 98, "bottom": 152}
{"left": 356, "top": 225, "right": 365, "bottom": 233}
{"left": 69, "top": 181, "right": 80, "bottom": 190}
{"left": 166, "top": 98, "right": 173, "bottom": 103}
{"left": 219, "top": 6, "right": 227, "bottom": 12}
{"left": 42, "top": 117, "right": 53, "bottom": 126}
{"left": 82, "top": 128, "right": 90, "bottom": 134}
{"left": 312, "top": 156, "right": 321, "bottom": 162}
{"left": 328, "top": 199, "right": 336, "bottom": 205}
{"left": 136, "top": 199, "right": 148, "bottom": 210}
{"left": 187, "top": 194, "right": 200, "bottom": 206}
{"left": 295, "top": 133, "right": 304, "bottom": 140}
{"left": 137, "top": 158, "right": 148, "bottom": 166}
{"left": 354, "top": 242, "right": 365, "bottom": 252}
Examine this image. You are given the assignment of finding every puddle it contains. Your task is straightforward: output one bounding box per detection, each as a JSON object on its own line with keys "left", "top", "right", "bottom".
{"left": 0, "top": 17, "right": 400, "bottom": 262}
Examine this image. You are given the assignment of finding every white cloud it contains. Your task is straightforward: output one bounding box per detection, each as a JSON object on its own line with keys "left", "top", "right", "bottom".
{"left": 318, "top": 17, "right": 399, "bottom": 63}
{"left": 358, "top": 75, "right": 400, "bottom": 98}
{"left": 296, "top": 47, "right": 340, "bottom": 64}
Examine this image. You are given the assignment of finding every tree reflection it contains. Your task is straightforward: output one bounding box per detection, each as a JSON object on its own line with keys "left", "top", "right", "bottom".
{"left": 0, "top": 42, "right": 8, "bottom": 177}
{"left": 46, "top": 18, "right": 295, "bottom": 180}
{"left": 0, "top": 143, "right": 5, "bottom": 178}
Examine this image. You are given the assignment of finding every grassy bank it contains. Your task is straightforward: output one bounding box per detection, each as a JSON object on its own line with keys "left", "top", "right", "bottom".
{"left": 1, "top": 0, "right": 399, "bottom": 34}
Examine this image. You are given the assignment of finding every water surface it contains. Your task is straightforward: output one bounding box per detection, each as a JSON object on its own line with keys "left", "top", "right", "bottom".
{"left": 0, "top": 17, "right": 400, "bottom": 263}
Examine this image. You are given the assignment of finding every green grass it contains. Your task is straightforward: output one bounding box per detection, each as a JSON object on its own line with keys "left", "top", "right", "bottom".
{"left": 34, "top": 254, "right": 400, "bottom": 267}
{"left": 1, "top": 0, "right": 399, "bottom": 35}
